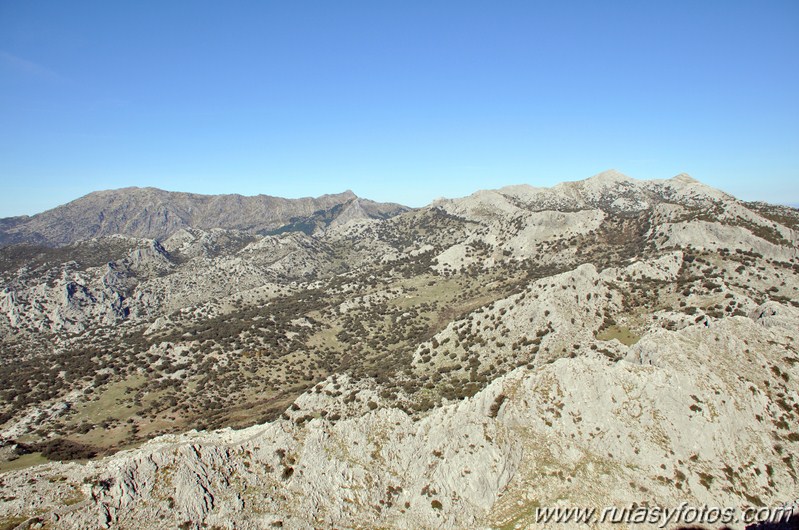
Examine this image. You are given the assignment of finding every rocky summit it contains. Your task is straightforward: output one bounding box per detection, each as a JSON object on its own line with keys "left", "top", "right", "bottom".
{"left": 0, "top": 171, "right": 797, "bottom": 529}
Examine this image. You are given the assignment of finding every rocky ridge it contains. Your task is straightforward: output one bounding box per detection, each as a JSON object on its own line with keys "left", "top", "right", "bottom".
{"left": 0, "top": 188, "right": 409, "bottom": 246}
{"left": 0, "top": 170, "right": 797, "bottom": 529}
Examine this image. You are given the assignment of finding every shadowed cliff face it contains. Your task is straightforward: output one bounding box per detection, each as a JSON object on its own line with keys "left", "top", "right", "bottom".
{"left": 0, "top": 187, "right": 410, "bottom": 246}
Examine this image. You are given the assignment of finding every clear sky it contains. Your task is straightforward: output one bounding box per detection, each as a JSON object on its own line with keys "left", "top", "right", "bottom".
{"left": 1, "top": 1, "right": 797, "bottom": 216}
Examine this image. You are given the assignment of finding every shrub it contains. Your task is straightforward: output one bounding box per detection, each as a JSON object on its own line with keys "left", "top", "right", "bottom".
{"left": 36, "top": 438, "right": 97, "bottom": 461}
{"left": 488, "top": 394, "right": 507, "bottom": 418}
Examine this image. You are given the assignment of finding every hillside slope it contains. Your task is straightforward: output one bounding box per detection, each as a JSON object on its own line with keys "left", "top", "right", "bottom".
{"left": 0, "top": 188, "right": 409, "bottom": 245}
{"left": 0, "top": 171, "right": 797, "bottom": 529}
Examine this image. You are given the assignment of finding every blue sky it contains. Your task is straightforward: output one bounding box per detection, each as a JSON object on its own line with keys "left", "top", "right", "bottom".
{"left": 1, "top": 1, "right": 797, "bottom": 216}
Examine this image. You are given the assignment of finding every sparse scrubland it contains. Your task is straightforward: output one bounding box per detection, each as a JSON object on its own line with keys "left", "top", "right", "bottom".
{"left": 0, "top": 171, "right": 797, "bottom": 528}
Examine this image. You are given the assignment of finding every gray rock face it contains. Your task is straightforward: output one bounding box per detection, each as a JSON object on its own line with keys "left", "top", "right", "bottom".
{"left": 0, "top": 171, "right": 798, "bottom": 529}
{"left": 0, "top": 187, "right": 409, "bottom": 246}
{"left": 1, "top": 300, "right": 796, "bottom": 529}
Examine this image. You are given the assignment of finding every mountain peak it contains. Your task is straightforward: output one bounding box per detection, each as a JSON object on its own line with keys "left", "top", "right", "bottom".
{"left": 585, "top": 169, "right": 634, "bottom": 183}
{"left": 670, "top": 173, "right": 699, "bottom": 184}
{"left": 326, "top": 189, "right": 358, "bottom": 202}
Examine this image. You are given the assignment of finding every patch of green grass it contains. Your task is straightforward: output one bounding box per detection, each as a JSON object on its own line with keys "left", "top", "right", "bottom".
{"left": 0, "top": 452, "right": 48, "bottom": 474}
{"left": 596, "top": 325, "right": 640, "bottom": 346}
{"left": 70, "top": 374, "right": 145, "bottom": 425}
{"left": 61, "top": 374, "right": 155, "bottom": 451}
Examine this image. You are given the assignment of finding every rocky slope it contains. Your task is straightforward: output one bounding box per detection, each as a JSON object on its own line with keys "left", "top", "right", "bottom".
{"left": 0, "top": 171, "right": 797, "bottom": 529}
{"left": 0, "top": 188, "right": 409, "bottom": 246}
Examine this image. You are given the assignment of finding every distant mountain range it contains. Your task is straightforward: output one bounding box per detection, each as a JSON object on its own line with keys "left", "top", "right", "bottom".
{"left": 0, "top": 187, "right": 409, "bottom": 246}
{"left": 0, "top": 171, "right": 798, "bottom": 529}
